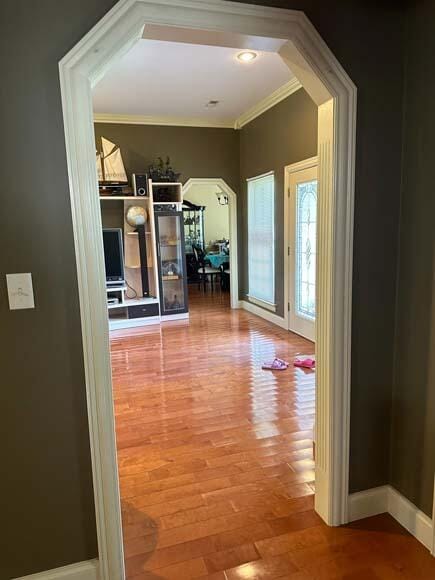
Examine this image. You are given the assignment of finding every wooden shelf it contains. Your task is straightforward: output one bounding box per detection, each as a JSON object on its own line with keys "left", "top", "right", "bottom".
{"left": 151, "top": 182, "right": 182, "bottom": 187}
{"left": 108, "top": 296, "right": 159, "bottom": 310}
{"left": 162, "top": 275, "right": 182, "bottom": 281}
{"left": 100, "top": 196, "right": 149, "bottom": 201}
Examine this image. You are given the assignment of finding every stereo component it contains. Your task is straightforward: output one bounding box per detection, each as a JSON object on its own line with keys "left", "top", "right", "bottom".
{"left": 132, "top": 173, "right": 149, "bottom": 197}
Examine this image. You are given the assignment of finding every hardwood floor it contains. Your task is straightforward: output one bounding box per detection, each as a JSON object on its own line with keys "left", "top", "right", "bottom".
{"left": 111, "top": 289, "right": 435, "bottom": 579}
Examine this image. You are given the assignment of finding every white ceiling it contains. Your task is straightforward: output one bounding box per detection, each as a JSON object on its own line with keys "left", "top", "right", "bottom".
{"left": 92, "top": 37, "right": 294, "bottom": 124}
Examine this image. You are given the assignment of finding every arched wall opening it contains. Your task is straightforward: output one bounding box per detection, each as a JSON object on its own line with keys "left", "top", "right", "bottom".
{"left": 59, "top": 2, "right": 356, "bottom": 577}
{"left": 182, "top": 177, "right": 238, "bottom": 309}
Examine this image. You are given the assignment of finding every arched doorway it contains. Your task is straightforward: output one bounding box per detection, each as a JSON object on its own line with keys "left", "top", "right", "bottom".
{"left": 59, "top": 2, "right": 356, "bottom": 577}
{"left": 182, "top": 178, "right": 239, "bottom": 309}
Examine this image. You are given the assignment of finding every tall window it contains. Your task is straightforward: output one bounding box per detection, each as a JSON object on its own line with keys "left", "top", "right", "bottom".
{"left": 248, "top": 172, "right": 275, "bottom": 307}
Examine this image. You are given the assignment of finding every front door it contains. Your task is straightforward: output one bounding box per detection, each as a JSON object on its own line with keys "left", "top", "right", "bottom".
{"left": 287, "top": 162, "right": 318, "bottom": 341}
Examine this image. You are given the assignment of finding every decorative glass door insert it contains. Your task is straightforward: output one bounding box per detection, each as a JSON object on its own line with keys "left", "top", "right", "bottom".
{"left": 295, "top": 179, "right": 317, "bottom": 320}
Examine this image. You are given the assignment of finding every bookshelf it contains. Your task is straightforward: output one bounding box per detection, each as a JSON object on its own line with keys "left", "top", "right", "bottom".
{"left": 99, "top": 179, "right": 188, "bottom": 329}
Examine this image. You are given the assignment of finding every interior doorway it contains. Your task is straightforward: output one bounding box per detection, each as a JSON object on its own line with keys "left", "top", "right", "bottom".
{"left": 182, "top": 178, "right": 238, "bottom": 309}
{"left": 59, "top": 2, "right": 356, "bottom": 577}
{"left": 286, "top": 158, "right": 318, "bottom": 342}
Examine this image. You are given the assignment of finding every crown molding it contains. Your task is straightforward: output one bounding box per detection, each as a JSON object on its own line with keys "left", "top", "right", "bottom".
{"left": 94, "top": 78, "right": 302, "bottom": 131}
{"left": 93, "top": 113, "right": 234, "bottom": 129}
{"left": 234, "top": 77, "right": 302, "bottom": 129}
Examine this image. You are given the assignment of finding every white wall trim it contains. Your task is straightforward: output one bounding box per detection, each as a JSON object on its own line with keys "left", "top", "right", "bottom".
{"left": 234, "top": 77, "right": 302, "bottom": 129}
{"left": 389, "top": 487, "right": 434, "bottom": 553}
{"left": 182, "top": 177, "right": 239, "bottom": 310}
{"left": 241, "top": 299, "right": 287, "bottom": 329}
{"left": 285, "top": 155, "right": 318, "bottom": 175}
{"left": 246, "top": 295, "right": 277, "bottom": 313}
{"left": 59, "top": 1, "right": 356, "bottom": 577}
{"left": 15, "top": 560, "right": 99, "bottom": 580}
{"left": 94, "top": 113, "right": 234, "bottom": 128}
{"left": 349, "top": 486, "right": 434, "bottom": 553}
{"left": 348, "top": 485, "right": 390, "bottom": 522}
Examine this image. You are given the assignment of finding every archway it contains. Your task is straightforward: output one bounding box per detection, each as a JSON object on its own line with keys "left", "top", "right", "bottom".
{"left": 182, "top": 178, "right": 239, "bottom": 309}
{"left": 59, "top": 1, "right": 356, "bottom": 577}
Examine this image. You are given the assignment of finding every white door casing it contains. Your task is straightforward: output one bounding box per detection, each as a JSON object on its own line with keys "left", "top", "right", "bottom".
{"left": 287, "top": 159, "right": 318, "bottom": 341}
{"left": 59, "top": 2, "right": 356, "bottom": 578}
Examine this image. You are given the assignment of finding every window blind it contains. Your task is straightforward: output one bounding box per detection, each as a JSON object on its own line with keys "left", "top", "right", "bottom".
{"left": 248, "top": 173, "right": 275, "bottom": 305}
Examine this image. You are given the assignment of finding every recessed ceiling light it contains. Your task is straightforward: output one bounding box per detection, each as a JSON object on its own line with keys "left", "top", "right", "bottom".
{"left": 236, "top": 51, "right": 258, "bottom": 63}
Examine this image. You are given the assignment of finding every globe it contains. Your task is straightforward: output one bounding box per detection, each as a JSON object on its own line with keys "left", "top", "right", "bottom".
{"left": 125, "top": 205, "right": 147, "bottom": 227}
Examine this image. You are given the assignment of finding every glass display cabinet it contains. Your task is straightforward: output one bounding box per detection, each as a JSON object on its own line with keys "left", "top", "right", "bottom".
{"left": 154, "top": 211, "right": 189, "bottom": 316}
{"left": 183, "top": 199, "right": 205, "bottom": 252}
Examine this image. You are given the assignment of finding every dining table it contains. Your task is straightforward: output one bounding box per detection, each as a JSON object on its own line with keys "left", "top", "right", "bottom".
{"left": 205, "top": 252, "right": 230, "bottom": 269}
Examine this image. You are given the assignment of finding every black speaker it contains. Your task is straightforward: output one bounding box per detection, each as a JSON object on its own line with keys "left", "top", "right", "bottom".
{"left": 132, "top": 173, "right": 149, "bottom": 197}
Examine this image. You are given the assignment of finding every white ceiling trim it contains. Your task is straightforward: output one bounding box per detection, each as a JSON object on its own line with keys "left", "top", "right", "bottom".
{"left": 234, "top": 77, "right": 302, "bottom": 129}
{"left": 93, "top": 113, "right": 234, "bottom": 128}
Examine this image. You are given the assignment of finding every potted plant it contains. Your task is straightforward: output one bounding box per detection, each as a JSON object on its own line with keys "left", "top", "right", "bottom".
{"left": 149, "top": 156, "right": 181, "bottom": 182}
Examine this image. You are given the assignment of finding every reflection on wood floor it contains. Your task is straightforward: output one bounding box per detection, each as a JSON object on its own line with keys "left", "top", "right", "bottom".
{"left": 110, "top": 289, "right": 435, "bottom": 579}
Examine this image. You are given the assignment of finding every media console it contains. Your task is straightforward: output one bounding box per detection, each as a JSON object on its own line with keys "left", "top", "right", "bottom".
{"left": 101, "top": 180, "right": 189, "bottom": 331}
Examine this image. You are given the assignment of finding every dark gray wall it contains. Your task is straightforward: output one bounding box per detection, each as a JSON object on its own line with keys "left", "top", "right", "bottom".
{"left": 391, "top": 0, "right": 435, "bottom": 517}
{"left": 95, "top": 123, "right": 240, "bottom": 193}
{"left": 0, "top": 0, "right": 407, "bottom": 577}
{"left": 236, "top": 0, "right": 406, "bottom": 494}
{"left": 239, "top": 89, "right": 318, "bottom": 316}
{"left": 0, "top": 1, "right": 117, "bottom": 579}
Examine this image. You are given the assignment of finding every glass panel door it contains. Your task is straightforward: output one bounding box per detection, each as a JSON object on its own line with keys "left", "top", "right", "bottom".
{"left": 288, "top": 163, "right": 317, "bottom": 341}
{"left": 156, "top": 212, "right": 188, "bottom": 315}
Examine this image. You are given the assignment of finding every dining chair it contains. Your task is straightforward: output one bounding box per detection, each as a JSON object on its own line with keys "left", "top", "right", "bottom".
{"left": 193, "top": 246, "right": 221, "bottom": 292}
{"left": 220, "top": 262, "right": 230, "bottom": 291}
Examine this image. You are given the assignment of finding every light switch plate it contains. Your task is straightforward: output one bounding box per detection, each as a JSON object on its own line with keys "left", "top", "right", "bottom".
{"left": 6, "top": 273, "right": 35, "bottom": 310}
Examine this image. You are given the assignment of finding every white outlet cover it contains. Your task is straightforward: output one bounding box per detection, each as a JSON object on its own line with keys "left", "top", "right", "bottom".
{"left": 6, "top": 273, "right": 35, "bottom": 310}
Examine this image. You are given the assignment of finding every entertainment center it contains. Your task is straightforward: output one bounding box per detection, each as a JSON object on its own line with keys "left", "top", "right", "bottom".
{"left": 100, "top": 179, "right": 189, "bottom": 330}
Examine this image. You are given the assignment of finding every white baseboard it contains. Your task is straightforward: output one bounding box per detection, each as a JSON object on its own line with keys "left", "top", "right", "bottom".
{"left": 349, "top": 486, "right": 433, "bottom": 553}
{"left": 348, "top": 485, "right": 390, "bottom": 522}
{"left": 15, "top": 560, "right": 99, "bottom": 580}
{"left": 240, "top": 299, "right": 287, "bottom": 329}
{"left": 388, "top": 487, "right": 433, "bottom": 551}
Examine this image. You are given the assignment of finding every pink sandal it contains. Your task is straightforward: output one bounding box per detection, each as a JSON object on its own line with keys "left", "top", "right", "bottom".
{"left": 262, "top": 357, "right": 289, "bottom": 371}
{"left": 294, "top": 357, "right": 315, "bottom": 369}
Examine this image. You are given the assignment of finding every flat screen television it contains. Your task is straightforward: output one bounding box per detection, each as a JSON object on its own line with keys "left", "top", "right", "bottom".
{"left": 103, "top": 228, "right": 125, "bottom": 285}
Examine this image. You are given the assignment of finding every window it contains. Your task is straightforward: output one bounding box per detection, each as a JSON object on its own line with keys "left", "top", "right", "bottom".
{"left": 248, "top": 172, "right": 275, "bottom": 308}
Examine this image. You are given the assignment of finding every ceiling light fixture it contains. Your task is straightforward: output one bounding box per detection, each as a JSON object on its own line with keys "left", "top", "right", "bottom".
{"left": 236, "top": 50, "right": 258, "bottom": 63}
{"left": 205, "top": 100, "right": 219, "bottom": 108}
{"left": 216, "top": 191, "right": 229, "bottom": 206}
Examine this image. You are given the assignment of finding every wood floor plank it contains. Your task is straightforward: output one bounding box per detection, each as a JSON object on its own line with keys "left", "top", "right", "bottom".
{"left": 112, "top": 289, "right": 435, "bottom": 579}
